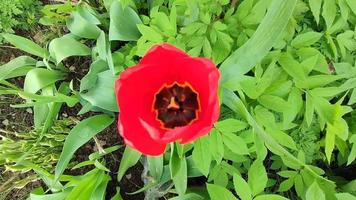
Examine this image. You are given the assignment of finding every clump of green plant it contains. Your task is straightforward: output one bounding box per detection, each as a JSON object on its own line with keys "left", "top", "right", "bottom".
{"left": 0, "top": 118, "right": 74, "bottom": 172}
{"left": 0, "top": 0, "right": 42, "bottom": 42}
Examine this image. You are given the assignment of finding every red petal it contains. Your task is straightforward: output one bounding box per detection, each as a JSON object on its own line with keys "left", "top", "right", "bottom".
{"left": 116, "top": 43, "right": 220, "bottom": 154}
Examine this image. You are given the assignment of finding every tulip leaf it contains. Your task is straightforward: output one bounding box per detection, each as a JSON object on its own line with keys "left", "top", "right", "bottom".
{"left": 2, "top": 33, "right": 50, "bottom": 58}
{"left": 80, "top": 70, "right": 118, "bottom": 112}
{"left": 49, "top": 35, "right": 91, "bottom": 64}
{"left": 0, "top": 56, "right": 36, "bottom": 80}
{"left": 109, "top": 0, "right": 142, "bottom": 41}
{"left": 55, "top": 115, "right": 114, "bottom": 181}
{"left": 24, "top": 68, "right": 66, "bottom": 94}
{"left": 67, "top": 9, "right": 101, "bottom": 39}
{"left": 220, "top": 0, "right": 297, "bottom": 83}
{"left": 117, "top": 146, "right": 142, "bottom": 181}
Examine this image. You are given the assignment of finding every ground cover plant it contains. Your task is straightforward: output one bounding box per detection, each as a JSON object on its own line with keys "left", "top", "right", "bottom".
{"left": 0, "top": 0, "right": 356, "bottom": 199}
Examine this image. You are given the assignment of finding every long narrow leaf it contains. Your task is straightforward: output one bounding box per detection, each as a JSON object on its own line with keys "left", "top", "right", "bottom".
{"left": 219, "top": 0, "right": 297, "bottom": 84}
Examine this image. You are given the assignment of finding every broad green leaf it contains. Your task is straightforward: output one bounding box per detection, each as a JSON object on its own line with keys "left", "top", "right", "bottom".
{"left": 24, "top": 68, "right": 65, "bottom": 94}
{"left": 55, "top": 115, "right": 114, "bottom": 180}
{"left": 291, "top": 31, "right": 323, "bottom": 48}
{"left": 137, "top": 24, "right": 163, "bottom": 42}
{"left": 338, "top": 0, "right": 350, "bottom": 21}
{"left": 80, "top": 60, "right": 108, "bottom": 92}
{"left": 49, "top": 35, "right": 91, "bottom": 64}
{"left": 248, "top": 160, "right": 268, "bottom": 196}
{"left": 325, "top": 128, "right": 335, "bottom": 163}
{"left": 80, "top": 70, "right": 118, "bottom": 112}
{"left": 172, "top": 156, "right": 187, "bottom": 196}
{"left": 267, "top": 129, "right": 297, "bottom": 150}
{"left": 233, "top": 174, "right": 252, "bottom": 200}
{"left": 109, "top": 0, "right": 142, "bottom": 41}
{"left": 206, "top": 183, "right": 238, "bottom": 200}
{"left": 322, "top": 0, "right": 337, "bottom": 29}
{"left": 220, "top": 0, "right": 297, "bottom": 83}
{"left": 306, "top": 181, "right": 325, "bottom": 200}
{"left": 147, "top": 155, "right": 163, "bottom": 181}
{"left": 258, "top": 95, "right": 290, "bottom": 113}
{"left": 91, "top": 174, "right": 110, "bottom": 200}
{"left": 208, "top": 129, "right": 224, "bottom": 164}
{"left": 309, "top": 0, "right": 322, "bottom": 23}
{"left": 214, "top": 118, "right": 248, "bottom": 133}
{"left": 254, "top": 194, "right": 289, "bottom": 200}
{"left": 346, "top": 0, "right": 356, "bottom": 15}
{"left": 278, "top": 53, "right": 307, "bottom": 82}
{"left": 2, "top": 33, "right": 49, "bottom": 58}
{"left": 222, "top": 132, "right": 249, "bottom": 155}
{"left": 67, "top": 10, "right": 101, "bottom": 39}
{"left": 66, "top": 170, "right": 105, "bottom": 200}
{"left": 117, "top": 146, "right": 141, "bottom": 181}
{"left": 335, "top": 193, "right": 356, "bottom": 200}
{"left": 278, "top": 178, "right": 294, "bottom": 192}
{"left": 284, "top": 88, "right": 303, "bottom": 127}
{"left": 192, "top": 137, "right": 212, "bottom": 176}
{"left": 0, "top": 56, "right": 36, "bottom": 80}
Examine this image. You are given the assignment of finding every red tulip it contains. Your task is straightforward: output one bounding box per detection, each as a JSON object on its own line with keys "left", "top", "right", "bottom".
{"left": 115, "top": 44, "right": 220, "bottom": 156}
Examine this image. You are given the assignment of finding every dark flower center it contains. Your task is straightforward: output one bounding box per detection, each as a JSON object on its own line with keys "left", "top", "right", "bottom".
{"left": 153, "top": 82, "right": 200, "bottom": 129}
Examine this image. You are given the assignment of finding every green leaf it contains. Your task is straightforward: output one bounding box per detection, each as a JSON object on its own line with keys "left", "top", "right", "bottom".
{"left": 257, "top": 95, "right": 290, "bottom": 113}
{"left": 2, "top": 33, "right": 49, "bottom": 58}
{"left": 347, "top": 135, "right": 356, "bottom": 165}
{"left": 346, "top": 0, "right": 356, "bottom": 15}
{"left": 137, "top": 24, "right": 163, "bottom": 42}
{"left": 309, "top": 0, "right": 322, "bottom": 24}
{"left": 206, "top": 183, "right": 238, "bottom": 200}
{"left": 192, "top": 137, "right": 212, "bottom": 176}
{"left": 305, "top": 92, "right": 315, "bottom": 127}
{"left": 67, "top": 10, "right": 101, "bottom": 39}
{"left": 109, "top": 0, "right": 142, "bottom": 41}
{"left": 80, "top": 60, "right": 108, "bottom": 92}
{"left": 117, "top": 146, "right": 141, "bottom": 181}
{"left": 222, "top": 132, "right": 249, "bottom": 155}
{"left": 172, "top": 156, "right": 187, "bottom": 196}
{"left": 209, "top": 129, "right": 224, "bottom": 164}
{"left": 0, "top": 56, "right": 36, "bottom": 80}
{"left": 49, "top": 35, "right": 91, "bottom": 64}
{"left": 278, "top": 53, "right": 307, "bottom": 82}
{"left": 24, "top": 68, "right": 65, "bottom": 94}
{"left": 291, "top": 31, "right": 323, "bottom": 48}
{"left": 233, "top": 174, "right": 252, "bottom": 200}
{"left": 66, "top": 170, "right": 105, "bottom": 200}
{"left": 325, "top": 128, "right": 335, "bottom": 163}
{"left": 55, "top": 115, "right": 114, "bottom": 180}
{"left": 306, "top": 181, "right": 326, "bottom": 200}
{"left": 248, "top": 160, "right": 268, "bottom": 196}
{"left": 29, "top": 188, "right": 72, "bottom": 200}
{"left": 80, "top": 70, "right": 118, "bottom": 112}
{"left": 335, "top": 193, "right": 356, "bottom": 200}
{"left": 254, "top": 194, "right": 289, "bottom": 200}
{"left": 214, "top": 118, "right": 248, "bottom": 133}
{"left": 147, "top": 155, "right": 163, "bottom": 181}
{"left": 278, "top": 178, "right": 294, "bottom": 192}
{"left": 220, "top": 0, "right": 297, "bottom": 83}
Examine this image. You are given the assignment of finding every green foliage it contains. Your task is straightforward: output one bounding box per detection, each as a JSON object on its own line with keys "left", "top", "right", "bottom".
{"left": 1, "top": 0, "right": 356, "bottom": 199}
{"left": 0, "top": 0, "right": 41, "bottom": 42}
